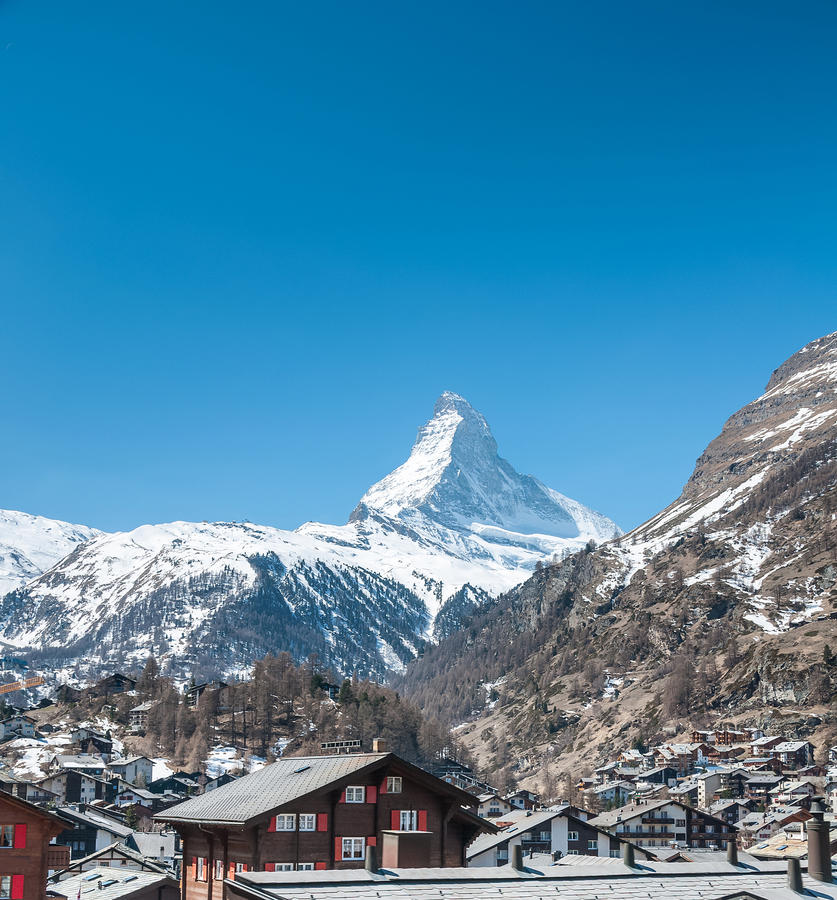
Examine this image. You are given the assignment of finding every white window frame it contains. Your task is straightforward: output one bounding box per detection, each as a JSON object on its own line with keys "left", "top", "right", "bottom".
{"left": 275, "top": 814, "right": 296, "bottom": 831}
{"left": 196, "top": 857, "right": 207, "bottom": 882}
{"left": 0, "top": 826, "right": 14, "bottom": 849}
{"left": 298, "top": 814, "right": 316, "bottom": 832}
{"left": 342, "top": 837, "right": 365, "bottom": 860}
{"left": 234, "top": 863, "right": 246, "bottom": 874}
{"left": 386, "top": 776, "right": 402, "bottom": 793}
{"left": 587, "top": 839, "right": 598, "bottom": 850}
{"left": 568, "top": 849, "right": 579, "bottom": 855}
{"left": 214, "top": 859, "right": 224, "bottom": 880}
{"left": 273, "top": 863, "right": 293, "bottom": 872}
{"left": 297, "top": 863, "right": 315, "bottom": 871}
{"left": 0, "top": 875, "right": 10, "bottom": 900}
{"left": 400, "top": 810, "right": 418, "bottom": 831}
{"left": 345, "top": 786, "right": 365, "bottom": 803}
{"left": 567, "top": 831, "right": 579, "bottom": 841}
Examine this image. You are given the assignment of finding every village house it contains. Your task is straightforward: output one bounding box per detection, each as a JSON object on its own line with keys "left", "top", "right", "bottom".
{"left": 89, "top": 674, "right": 137, "bottom": 697}
{"left": 184, "top": 682, "right": 229, "bottom": 710}
{"left": 590, "top": 798, "right": 733, "bottom": 850}
{"left": 504, "top": 789, "right": 539, "bottom": 811}
{"left": 37, "top": 771, "right": 116, "bottom": 805}
{"left": 48, "top": 866, "right": 179, "bottom": 900}
{"left": 155, "top": 745, "right": 494, "bottom": 898}
{"left": 54, "top": 806, "right": 135, "bottom": 859}
{"left": 68, "top": 727, "right": 113, "bottom": 758}
{"left": 50, "top": 755, "right": 108, "bottom": 778}
{"left": 767, "top": 779, "right": 820, "bottom": 808}
{"left": 770, "top": 740, "right": 815, "bottom": 769}
{"left": 475, "top": 793, "right": 513, "bottom": 819}
{"left": 0, "top": 716, "right": 37, "bottom": 741}
{"left": 128, "top": 703, "right": 155, "bottom": 734}
{"left": 0, "top": 789, "right": 68, "bottom": 900}
{"left": 466, "top": 806, "right": 654, "bottom": 866}
{"left": 588, "top": 780, "right": 633, "bottom": 807}
{"left": 107, "top": 757, "right": 154, "bottom": 787}
{"left": 50, "top": 839, "right": 173, "bottom": 876}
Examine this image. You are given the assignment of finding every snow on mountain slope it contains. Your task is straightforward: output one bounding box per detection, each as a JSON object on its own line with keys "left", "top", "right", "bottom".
{"left": 0, "top": 394, "right": 620, "bottom": 679}
{"left": 0, "top": 509, "right": 100, "bottom": 597}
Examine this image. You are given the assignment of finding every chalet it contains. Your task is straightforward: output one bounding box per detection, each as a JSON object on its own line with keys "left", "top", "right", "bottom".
{"left": 54, "top": 806, "right": 135, "bottom": 859}
{"left": 51, "top": 755, "right": 108, "bottom": 778}
{"left": 0, "top": 716, "right": 36, "bottom": 741}
{"left": 504, "top": 789, "right": 539, "bottom": 811}
{"left": 752, "top": 735, "right": 784, "bottom": 756}
{"left": 107, "top": 758, "right": 154, "bottom": 787}
{"left": 128, "top": 703, "right": 154, "bottom": 733}
{"left": 114, "top": 787, "right": 159, "bottom": 810}
{"left": 69, "top": 728, "right": 113, "bottom": 757}
{"left": 475, "top": 793, "right": 512, "bottom": 819}
{"left": 48, "top": 866, "right": 179, "bottom": 900}
{"left": 184, "top": 682, "right": 228, "bottom": 710}
{"left": 37, "top": 772, "right": 116, "bottom": 805}
{"left": 130, "top": 833, "right": 180, "bottom": 872}
{"left": 467, "top": 806, "right": 654, "bottom": 866}
{"left": 636, "top": 766, "right": 678, "bottom": 786}
{"left": 735, "top": 806, "right": 812, "bottom": 848}
{"left": 55, "top": 685, "right": 82, "bottom": 704}
{"left": 155, "top": 746, "right": 495, "bottom": 895}
{"left": 147, "top": 776, "right": 199, "bottom": 798}
{"left": 742, "top": 773, "right": 784, "bottom": 799}
{"left": 89, "top": 674, "right": 137, "bottom": 697}
{"left": 203, "top": 773, "right": 237, "bottom": 793}
{"left": 590, "top": 799, "right": 733, "bottom": 850}
{"left": 770, "top": 741, "right": 815, "bottom": 769}
{"left": 588, "top": 781, "right": 633, "bottom": 806}
{"left": 49, "top": 840, "right": 172, "bottom": 876}
{"left": 707, "top": 798, "right": 754, "bottom": 825}
{"left": 768, "top": 779, "right": 819, "bottom": 808}
{"left": 0, "top": 789, "right": 68, "bottom": 900}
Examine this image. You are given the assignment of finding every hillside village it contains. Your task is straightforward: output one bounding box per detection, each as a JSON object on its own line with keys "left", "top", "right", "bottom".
{"left": 1, "top": 662, "right": 836, "bottom": 900}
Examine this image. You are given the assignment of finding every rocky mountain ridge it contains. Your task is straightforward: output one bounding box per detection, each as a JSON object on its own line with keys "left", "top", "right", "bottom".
{"left": 397, "top": 332, "right": 837, "bottom": 787}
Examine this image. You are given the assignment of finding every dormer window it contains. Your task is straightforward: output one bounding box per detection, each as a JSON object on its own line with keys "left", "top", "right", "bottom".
{"left": 386, "top": 777, "right": 402, "bottom": 793}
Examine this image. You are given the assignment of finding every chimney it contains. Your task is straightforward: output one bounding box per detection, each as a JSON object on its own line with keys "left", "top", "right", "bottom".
{"left": 787, "top": 858, "right": 804, "bottom": 893}
{"left": 372, "top": 738, "right": 387, "bottom": 753}
{"left": 510, "top": 844, "right": 524, "bottom": 871}
{"left": 726, "top": 838, "right": 738, "bottom": 866}
{"left": 622, "top": 841, "right": 635, "bottom": 868}
{"left": 365, "top": 844, "right": 378, "bottom": 873}
{"left": 806, "top": 800, "right": 833, "bottom": 884}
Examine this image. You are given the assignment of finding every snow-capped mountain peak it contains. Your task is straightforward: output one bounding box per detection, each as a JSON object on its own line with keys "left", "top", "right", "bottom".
{"left": 357, "top": 392, "right": 619, "bottom": 542}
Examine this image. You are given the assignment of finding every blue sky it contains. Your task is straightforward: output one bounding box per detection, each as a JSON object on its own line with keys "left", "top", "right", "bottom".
{"left": 1, "top": 1, "right": 835, "bottom": 534}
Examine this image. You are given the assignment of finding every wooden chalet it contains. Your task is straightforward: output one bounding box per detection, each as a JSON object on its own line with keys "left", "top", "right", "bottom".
{"left": 155, "top": 746, "right": 495, "bottom": 900}
{"left": 0, "top": 789, "right": 68, "bottom": 900}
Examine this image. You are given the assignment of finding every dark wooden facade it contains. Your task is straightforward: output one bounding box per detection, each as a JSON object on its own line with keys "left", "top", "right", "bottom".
{"left": 0, "top": 790, "right": 66, "bottom": 900}
{"left": 161, "top": 756, "right": 489, "bottom": 900}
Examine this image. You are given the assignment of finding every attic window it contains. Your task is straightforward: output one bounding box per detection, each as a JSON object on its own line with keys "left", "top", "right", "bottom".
{"left": 293, "top": 765, "right": 310, "bottom": 774}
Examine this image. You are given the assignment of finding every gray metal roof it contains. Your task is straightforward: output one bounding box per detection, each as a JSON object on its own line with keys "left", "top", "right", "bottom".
{"left": 466, "top": 808, "right": 565, "bottom": 858}
{"left": 157, "top": 753, "right": 389, "bottom": 825}
{"left": 50, "top": 867, "right": 177, "bottom": 900}
{"left": 227, "top": 858, "right": 837, "bottom": 900}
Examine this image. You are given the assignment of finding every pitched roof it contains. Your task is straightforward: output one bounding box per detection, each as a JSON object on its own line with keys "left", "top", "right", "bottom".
{"left": 0, "top": 788, "right": 67, "bottom": 831}
{"left": 50, "top": 867, "right": 176, "bottom": 900}
{"left": 156, "top": 752, "right": 479, "bottom": 827}
{"left": 224, "top": 856, "right": 837, "bottom": 900}
{"left": 56, "top": 806, "right": 134, "bottom": 839}
{"left": 53, "top": 841, "right": 169, "bottom": 876}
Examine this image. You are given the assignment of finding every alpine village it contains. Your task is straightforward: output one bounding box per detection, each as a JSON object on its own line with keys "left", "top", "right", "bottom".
{"left": 0, "top": 331, "right": 834, "bottom": 899}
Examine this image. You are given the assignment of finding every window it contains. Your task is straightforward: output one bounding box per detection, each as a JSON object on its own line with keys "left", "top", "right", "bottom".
{"left": 273, "top": 864, "right": 293, "bottom": 872}
{"left": 568, "top": 849, "right": 579, "bottom": 855}
{"left": 0, "top": 876, "right": 9, "bottom": 900}
{"left": 386, "top": 777, "right": 402, "bottom": 793}
{"left": 539, "top": 831, "right": 550, "bottom": 842}
{"left": 400, "top": 810, "right": 418, "bottom": 831}
{"left": 609, "top": 849, "right": 620, "bottom": 858}
{"left": 0, "top": 827, "right": 12, "bottom": 848}
{"left": 274, "top": 814, "right": 296, "bottom": 831}
{"left": 496, "top": 848, "right": 508, "bottom": 862}
{"left": 567, "top": 831, "right": 579, "bottom": 841}
{"left": 214, "top": 860, "right": 224, "bottom": 880}
{"left": 297, "top": 863, "right": 315, "bottom": 871}
{"left": 195, "top": 858, "right": 207, "bottom": 882}
{"left": 588, "top": 840, "right": 598, "bottom": 850}
{"left": 345, "top": 786, "right": 365, "bottom": 803}
{"left": 342, "top": 837, "right": 364, "bottom": 860}
{"left": 234, "top": 863, "right": 247, "bottom": 874}
{"left": 298, "top": 814, "right": 316, "bottom": 832}
{"left": 676, "top": 819, "right": 686, "bottom": 827}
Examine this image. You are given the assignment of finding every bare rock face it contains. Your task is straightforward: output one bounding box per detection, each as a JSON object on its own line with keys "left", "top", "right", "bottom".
{"left": 398, "top": 332, "right": 837, "bottom": 785}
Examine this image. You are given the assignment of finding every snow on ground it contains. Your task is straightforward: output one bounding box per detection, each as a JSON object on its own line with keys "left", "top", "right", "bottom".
{"left": 152, "top": 758, "right": 174, "bottom": 780}
{"left": 204, "top": 746, "right": 266, "bottom": 778}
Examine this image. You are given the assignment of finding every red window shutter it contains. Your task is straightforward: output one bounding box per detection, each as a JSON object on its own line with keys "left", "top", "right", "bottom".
{"left": 13, "top": 824, "right": 26, "bottom": 849}
{"left": 267, "top": 816, "right": 277, "bottom": 832}
{"left": 316, "top": 813, "right": 328, "bottom": 832}
{"left": 191, "top": 857, "right": 197, "bottom": 872}
{"left": 366, "top": 785, "right": 377, "bottom": 804}
{"left": 339, "top": 790, "right": 346, "bottom": 803}
{"left": 264, "top": 863, "right": 275, "bottom": 872}
{"left": 367, "top": 836, "right": 376, "bottom": 847}
{"left": 379, "top": 778, "right": 387, "bottom": 794}
{"left": 334, "top": 837, "right": 342, "bottom": 861}
{"left": 391, "top": 810, "right": 400, "bottom": 830}
{"left": 11, "top": 875, "right": 23, "bottom": 900}
{"left": 418, "top": 810, "right": 427, "bottom": 831}
{"left": 314, "top": 862, "right": 327, "bottom": 871}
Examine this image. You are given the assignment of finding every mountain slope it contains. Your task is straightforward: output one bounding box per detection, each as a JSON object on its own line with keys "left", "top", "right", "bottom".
{"left": 0, "top": 509, "right": 100, "bottom": 597}
{"left": 0, "top": 394, "right": 618, "bottom": 681}
{"left": 397, "top": 333, "right": 837, "bottom": 787}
